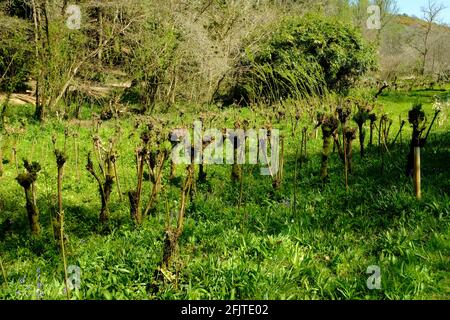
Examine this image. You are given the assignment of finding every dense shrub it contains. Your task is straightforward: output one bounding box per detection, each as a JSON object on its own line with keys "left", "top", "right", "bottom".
{"left": 230, "top": 13, "right": 377, "bottom": 104}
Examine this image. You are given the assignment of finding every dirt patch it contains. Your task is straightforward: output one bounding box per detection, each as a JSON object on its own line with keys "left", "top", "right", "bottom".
{"left": 0, "top": 93, "right": 35, "bottom": 106}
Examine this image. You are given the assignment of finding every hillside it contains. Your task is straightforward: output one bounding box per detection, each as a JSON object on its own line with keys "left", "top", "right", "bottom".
{"left": 378, "top": 13, "right": 450, "bottom": 79}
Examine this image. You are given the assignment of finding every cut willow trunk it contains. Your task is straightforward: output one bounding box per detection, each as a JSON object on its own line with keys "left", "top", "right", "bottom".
{"left": 319, "top": 116, "right": 339, "bottom": 181}
{"left": 53, "top": 150, "right": 66, "bottom": 241}
{"left": 333, "top": 127, "right": 356, "bottom": 188}
{"left": 16, "top": 161, "right": 41, "bottom": 236}
{"left": 344, "top": 129, "right": 357, "bottom": 174}
{"left": 407, "top": 104, "right": 428, "bottom": 200}
{"left": 53, "top": 149, "right": 70, "bottom": 298}
{"left": 164, "top": 164, "right": 194, "bottom": 266}
{"left": 86, "top": 153, "right": 115, "bottom": 223}
{"left": 198, "top": 139, "right": 209, "bottom": 184}
{"left": 129, "top": 147, "right": 146, "bottom": 225}
{"left": 406, "top": 108, "right": 441, "bottom": 180}
{"left": 336, "top": 104, "right": 352, "bottom": 190}
{"left": 353, "top": 108, "right": 369, "bottom": 158}
{"left": 368, "top": 114, "right": 377, "bottom": 147}
{"left": 101, "top": 162, "right": 114, "bottom": 223}
{"left": 144, "top": 150, "right": 169, "bottom": 217}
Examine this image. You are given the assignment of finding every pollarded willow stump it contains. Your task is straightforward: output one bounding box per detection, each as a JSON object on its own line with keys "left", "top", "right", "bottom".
{"left": 16, "top": 160, "right": 41, "bottom": 236}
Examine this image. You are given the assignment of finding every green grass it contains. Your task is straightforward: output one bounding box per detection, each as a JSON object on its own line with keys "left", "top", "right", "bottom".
{"left": 0, "top": 87, "right": 449, "bottom": 300}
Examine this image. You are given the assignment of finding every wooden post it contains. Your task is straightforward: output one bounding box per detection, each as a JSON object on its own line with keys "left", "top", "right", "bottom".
{"left": 414, "top": 147, "right": 421, "bottom": 200}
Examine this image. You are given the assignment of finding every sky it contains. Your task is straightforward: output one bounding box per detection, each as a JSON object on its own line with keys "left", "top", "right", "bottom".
{"left": 396, "top": 0, "right": 450, "bottom": 25}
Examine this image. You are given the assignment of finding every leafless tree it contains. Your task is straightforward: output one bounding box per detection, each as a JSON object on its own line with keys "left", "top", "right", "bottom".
{"left": 374, "top": 0, "right": 399, "bottom": 46}
{"left": 410, "top": 0, "right": 447, "bottom": 75}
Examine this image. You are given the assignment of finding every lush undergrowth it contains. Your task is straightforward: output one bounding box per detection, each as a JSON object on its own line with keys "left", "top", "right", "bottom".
{"left": 0, "top": 87, "right": 448, "bottom": 300}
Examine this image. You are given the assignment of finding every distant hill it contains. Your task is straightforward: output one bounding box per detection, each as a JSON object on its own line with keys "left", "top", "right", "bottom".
{"left": 394, "top": 13, "right": 450, "bottom": 30}
{"left": 377, "top": 13, "right": 450, "bottom": 79}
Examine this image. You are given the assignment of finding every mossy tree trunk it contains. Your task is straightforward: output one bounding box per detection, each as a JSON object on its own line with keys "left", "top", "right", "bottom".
{"left": 24, "top": 187, "right": 40, "bottom": 236}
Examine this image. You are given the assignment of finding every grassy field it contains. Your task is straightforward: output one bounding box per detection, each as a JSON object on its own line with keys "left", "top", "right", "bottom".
{"left": 0, "top": 87, "right": 449, "bottom": 300}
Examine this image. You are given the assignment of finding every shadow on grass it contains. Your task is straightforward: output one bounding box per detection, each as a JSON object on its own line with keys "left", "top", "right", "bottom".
{"left": 244, "top": 131, "right": 450, "bottom": 238}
